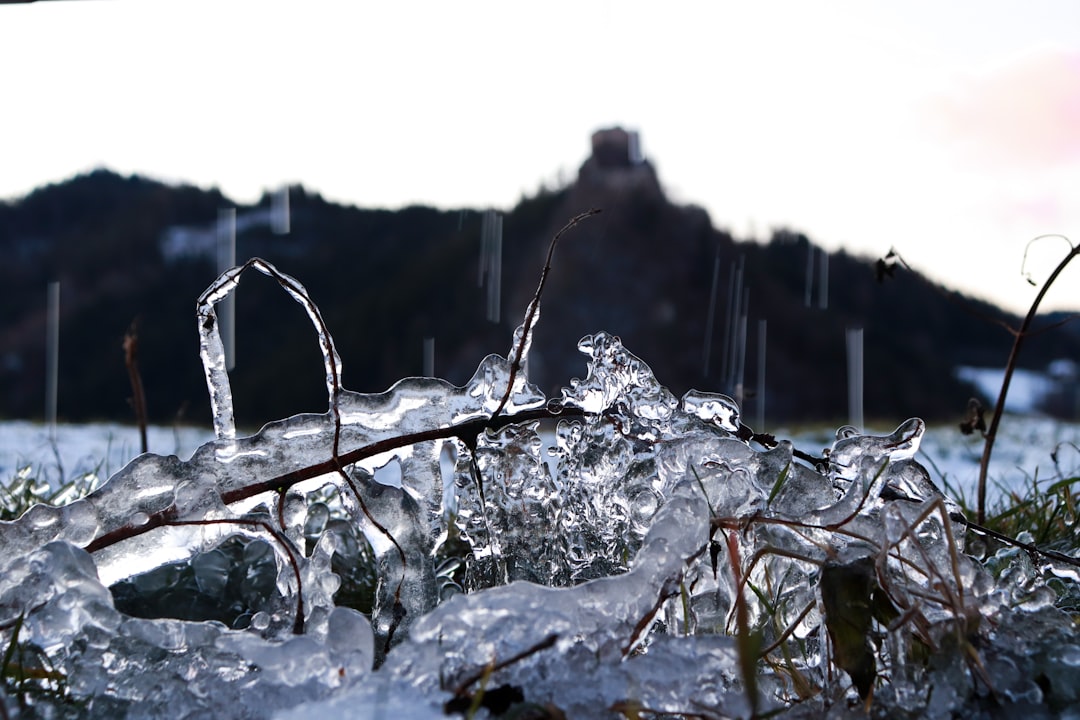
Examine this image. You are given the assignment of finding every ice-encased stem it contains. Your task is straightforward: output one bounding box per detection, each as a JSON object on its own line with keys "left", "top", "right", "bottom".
{"left": 197, "top": 258, "right": 344, "bottom": 440}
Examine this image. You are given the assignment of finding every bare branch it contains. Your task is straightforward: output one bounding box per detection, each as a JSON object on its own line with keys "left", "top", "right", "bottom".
{"left": 491, "top": 209, "right": 601, "bottom": 419}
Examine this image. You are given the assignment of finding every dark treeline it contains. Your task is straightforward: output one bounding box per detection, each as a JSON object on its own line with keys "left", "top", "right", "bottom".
{"left": 3, "top": 138, "right": 1077, "bottom": 430}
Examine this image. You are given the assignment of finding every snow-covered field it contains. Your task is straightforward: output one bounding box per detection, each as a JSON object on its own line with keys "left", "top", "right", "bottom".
{"left": 913, "top": 415, "right": 1080, "bottom": 505}
{"left": 3, "top": 414, "right": 1079, "bottom": 508}
{"left": 775, "top": 415, "right": 1080, "bottom": 508}
{"left": 0, "top": 420, "right": 215, "bottom": 485}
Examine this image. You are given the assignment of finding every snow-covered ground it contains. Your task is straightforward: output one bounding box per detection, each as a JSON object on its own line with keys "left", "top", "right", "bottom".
{"left": 3, "top": 414, "right": 1078, "bottom": 508}
{"left": 0, "top": 421, "right": 215, "bottom": 484}
{"left": 916, "top": 416, "right": 1080, "bottom": 505}
{"left": 955, "top": 365, "right": 1059, "bottom": 414}
{"left": 779, "top": 416, "right": 1080, "bottom": 508}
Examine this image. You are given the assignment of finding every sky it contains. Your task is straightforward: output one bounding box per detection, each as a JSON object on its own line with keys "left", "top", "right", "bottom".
{"left": 2, "top": 0, "right": 1080, "bottom": 315}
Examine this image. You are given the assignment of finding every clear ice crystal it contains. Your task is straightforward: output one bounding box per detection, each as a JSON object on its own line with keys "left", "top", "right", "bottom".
{"left": 681, "top": 388, "right": 742, "bottom": 433}
{"left": 562, "top": 332, "right": 680, "bottom": 440}
{"left": 0, "top": 258, "right": 1074, "bottom": 718}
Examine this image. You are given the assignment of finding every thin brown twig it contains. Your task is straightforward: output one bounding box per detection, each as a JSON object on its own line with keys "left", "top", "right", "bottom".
{"left": 977, "top": 241, "right": 1080, "bottom": 523}
{"left": 951, "top": 512, "right": 1080, "bottom": 568}
{"left": 123, "top": 318, "right": 148, "bottom": 455}
{"left": 757, "top": 599, "right": 815, "bottom": 658}
{"left": 449, "top": 633, "right": 559, "bottom": 699}
{"left": 883, "top": 242, "right": 1080, "bottom": 525}
{"left": 742, "top": 425, "right": 824, "bottom": 465}
{"left": 491, "top": 209, "right": 601, "bottom": 420}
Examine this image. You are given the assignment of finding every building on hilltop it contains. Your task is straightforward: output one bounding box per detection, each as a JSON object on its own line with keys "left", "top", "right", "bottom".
{"left": 578, "top": 126, "right": 660, "bottom": 193}
{"left": 590, "top": 127, "right": 643, "bottom": 168}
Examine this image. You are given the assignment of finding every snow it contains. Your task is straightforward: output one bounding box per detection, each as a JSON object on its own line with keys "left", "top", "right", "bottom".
{"left": 955, "top": 365, "right": 1057, "bottom": 415}
{"left": 777, "top": 414, "right": 1080, "bottom": 509}
{"left": 0, "top": 420, "right": 214, "bottom": 485}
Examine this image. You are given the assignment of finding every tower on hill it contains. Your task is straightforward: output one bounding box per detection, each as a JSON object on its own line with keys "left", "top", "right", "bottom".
{"left": 578, "top": 126, "right": 659, "bottom": 191}
{"left": 590, "top": 127, "right": 643, "bottom": 168}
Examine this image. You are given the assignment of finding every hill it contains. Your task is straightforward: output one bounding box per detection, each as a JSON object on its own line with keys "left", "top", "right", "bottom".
{"left": 2, "top": 131, "right": 1076, "bottom": 429}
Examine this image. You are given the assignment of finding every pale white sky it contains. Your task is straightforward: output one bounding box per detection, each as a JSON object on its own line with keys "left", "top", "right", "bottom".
{"left": 2, "top": 0, "right": 1079, "bottom": 315}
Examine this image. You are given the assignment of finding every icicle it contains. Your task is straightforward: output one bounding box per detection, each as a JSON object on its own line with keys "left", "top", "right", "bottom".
{"left": 197, "top": 265, "right": 242, "bottom": 439}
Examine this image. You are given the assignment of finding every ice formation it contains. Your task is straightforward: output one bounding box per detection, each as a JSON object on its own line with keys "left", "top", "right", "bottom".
{"left": 0, "top": 258, "right": 1077, "bottom": 718}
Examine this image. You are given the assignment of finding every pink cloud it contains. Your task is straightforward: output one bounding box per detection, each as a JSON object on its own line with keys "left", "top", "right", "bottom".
{"left": 931, "top": 49, "right": 1080, "bottom": 168}
{"left": 990, "top": 193, "right": 1066, "bottom": 234}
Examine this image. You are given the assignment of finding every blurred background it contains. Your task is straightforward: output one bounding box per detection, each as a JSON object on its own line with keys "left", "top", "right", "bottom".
{"left": 2, "top": 1, "right": 1079, "bottom": 431}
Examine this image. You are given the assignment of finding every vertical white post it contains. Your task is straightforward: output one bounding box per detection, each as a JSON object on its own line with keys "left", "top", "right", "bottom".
{"left": 481, "top": 209, "right": 502, "bottom": 323}
{"left": 218, "top": 209, "right": 237, "bottom": 371}
{"left": 491, "top": 212, "right": 502, "bottom": 324}
{"left": 756, "top": 319, "right": 767, "bottom": 431}
{"left": 423, "top": 337, "right": 435, "bottom": 377}
{"left": 478, "top": 212, "right": 489, "bottom": 287}
{"left": 734, "top": 288, "right": 749, "bottom": 408}
{"left": 726, "top": 255, "right": 745, "bottom": 394}
{"left": 846, "top": 327, "right": 864, "bottom": 431}
{"left": 45, "top": 281, "right": 60, "bottom": 439}
{"left": 628, "top": 130, "right": 643, "bottom": 165}
{"left": 272, "top": 186, "right": 290, "bottom": 235}
{"left": 702, "top": 248, "right": 721, "bottom": 377}
{"left": 818, "top": 249, "right": 829, "bottom": 311}
{"left": 720, "top": 261, "right": 736, "bottom": 389}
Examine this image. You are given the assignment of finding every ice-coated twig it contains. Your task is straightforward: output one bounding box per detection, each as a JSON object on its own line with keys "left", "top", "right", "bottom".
{"left": 949, "top": 514, "right": 1080, "bottom": 569}
{"left": 491, "top": 209, "right": 601, "bottom": 420}
{"left": 196, "top": 259, "right": 409, "bottom": 636}
{"left": 196, "top": 258, "right": 343, "bottom": 440}
{"left": 879, "top": 498, "right": 968, "bottom": 614}
{"left": 446, "top": 633, "right": 558, "bottom": 701}
{"left": 83, "top": 405, "right": 585, "bottom": 558}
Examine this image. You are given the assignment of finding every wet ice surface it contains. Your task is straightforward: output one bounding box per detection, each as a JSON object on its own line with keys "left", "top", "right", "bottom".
{"left": 1, "top": 259, "right": 1078, "bottom": 718}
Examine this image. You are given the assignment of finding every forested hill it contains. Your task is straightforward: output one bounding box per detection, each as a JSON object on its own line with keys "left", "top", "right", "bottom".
{"left": 2, "top": 152, "right": 1076, "bottom": 429}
